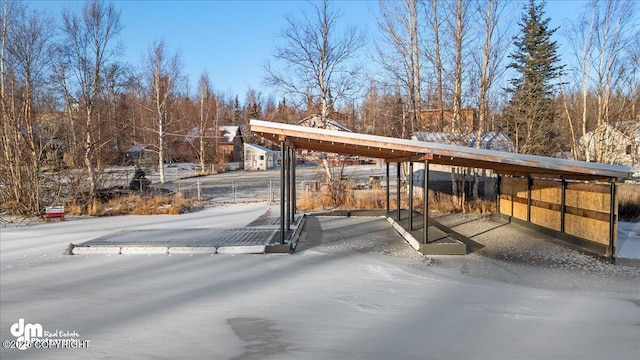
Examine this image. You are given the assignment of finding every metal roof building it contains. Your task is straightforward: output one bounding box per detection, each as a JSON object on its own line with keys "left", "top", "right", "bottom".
{"left": 413, "top": 131, "right": 515, "bottom": 153}
{"left": 251, "top": 119, "right": 633, "bottom": 181}
{"left": 249, "top": 119, "right": 636, "bottom": 258}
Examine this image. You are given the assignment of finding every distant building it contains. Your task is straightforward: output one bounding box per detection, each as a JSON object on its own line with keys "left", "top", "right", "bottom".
{"left": 579, "top": 123, "right": 639, "bottom": 167}
{"left": 420, "top": 108, "right": 477, "bottom": 132}
{"left": 296, "top": 114, "right": 352, "bottom": 132}
{"left": 244, "top": 143, "right": 278, "bottom": 171}
{"left": 217, "top": 126, "right": 244, "bottom": 164}
{"left": 185, "top": 125, "right": 244, "bottom": 164}
{"left": 124, "top": 144, "right": 150, "bottom": 165}
{"left": 413, "top": 131, "right": 514, "bottom": 152}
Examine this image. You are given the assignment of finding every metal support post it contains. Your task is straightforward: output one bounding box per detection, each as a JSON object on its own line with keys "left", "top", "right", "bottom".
{"left": 291, "top": 148, "right": 296, "bottom": 222}
{"left": 560, "top": 178, "right": 566, "bottom": 233}
{"left": 397, "top": 162, "right": 401, "bottom": 221}
{"left": 386, "top": 162, "right": 390, "bottom": 214}
{"left": 285, "top": 146, "right": 290, "bottom": 232}
{"left": 409, "top": 162, "right": 414, "bottom": 231}
{"left": 423, "top": 160, "right": 429, "bottom": 244}
{"left": 280, "top": 142, "right": 286, "bottom": 244}
{"left": 609, "top": 182, "right": 617, "bottom": 262}
{"left": 527, "top": 176, "right": 532, "bottom": 223}
{"left": 496, "top": 175, "right": 501, "bottom": 215}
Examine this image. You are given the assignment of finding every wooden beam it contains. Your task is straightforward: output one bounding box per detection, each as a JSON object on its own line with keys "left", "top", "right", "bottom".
{"left": 385, "top": 153, "right": 434, "bottom": 163}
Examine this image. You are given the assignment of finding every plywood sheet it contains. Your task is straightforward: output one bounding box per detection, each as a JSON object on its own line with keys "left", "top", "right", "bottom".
{"left": 531, "top": 206, "right": 561, "bottom": 231}
{"left": 500, "top": 197, "right": 513, "bottom": 216}
{"left": 531, "top": 180, "right": 561, "bottom": 204}
{"left": 513, "top": 202, "right": 528, "bottom": 221}
{"left": 564, "top": 214, "right": 609, "bottom": 246}
{"left": 566, "top": 183, "right": 611, "bottom": 213}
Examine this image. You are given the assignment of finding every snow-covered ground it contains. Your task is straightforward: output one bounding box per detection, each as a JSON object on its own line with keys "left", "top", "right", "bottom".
{"left": 1, "top": 204, "right": 639, "bottom": 359}
{"left": 618, "top": 221, "right": 640, "bottom": 259}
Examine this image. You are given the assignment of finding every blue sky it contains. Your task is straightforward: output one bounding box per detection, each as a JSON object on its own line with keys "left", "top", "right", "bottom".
{"left": 31, "top": 0, "right": 585, "bottom": 101}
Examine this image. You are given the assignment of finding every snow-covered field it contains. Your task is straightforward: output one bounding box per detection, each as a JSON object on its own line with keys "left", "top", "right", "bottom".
{"left": 618, "top": 221, "right": 640, "bottom": 260}
{"left": 1, "top": 204, "right": 639, "bottom": 359}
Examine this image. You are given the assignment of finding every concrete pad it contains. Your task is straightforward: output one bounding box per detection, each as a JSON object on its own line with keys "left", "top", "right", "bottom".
{"left": 265, "top": 244, "right": 291, "bottom": 253}
{"left": 72, "top": 246, "right": 121, "bottom": 255}
{"left": 217, "top": 245, "right": 265, "bottom": 255}
{"left": 168, "top": 246, "right": 217, "bottom": 254}
{"left": 388, "top": 217, "right": 421, "bottom": 251}
{"left": 418, "top": 242, "right": 466, "bottom": 255}
{"left": 387, "top": 217, "right": 466, "bottom": 255}
{"left": 120, "top": 247, "right": 169, "bottom": 255}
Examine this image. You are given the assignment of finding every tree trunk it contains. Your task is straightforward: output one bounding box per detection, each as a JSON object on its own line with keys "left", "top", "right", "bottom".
{"left": 85, "top": 108, "right": 97, "bottom": 201}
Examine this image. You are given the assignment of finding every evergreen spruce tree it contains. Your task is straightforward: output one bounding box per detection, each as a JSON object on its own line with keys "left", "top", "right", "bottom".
{"left": 506, "top": 0, "right": 564, "bottom": 155}
{"left": 233, "top": 96, "right": 242, "bottom": 124}
{"left": 129, "top": 168, "right": 150, "bottom": 191}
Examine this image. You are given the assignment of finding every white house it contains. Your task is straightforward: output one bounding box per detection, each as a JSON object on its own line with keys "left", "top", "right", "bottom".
{"left": 412, "top": 131, "right": 514, "bottom": 152}
{"left": 296, "top": 114, "right": 352, "bottom": 132}
{"left": 244, "top": 143, "right": 278, "bottom": 171}
{"left": 410, "top": 131, "right": 513, "bottom": 198}
{"left": 579, "top": 123, "right": 639, "bottom": 167}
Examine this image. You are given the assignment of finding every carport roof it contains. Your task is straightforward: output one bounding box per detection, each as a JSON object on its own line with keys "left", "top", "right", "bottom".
{"left": 249, "top": 119, "right": 635, "bottom": 181}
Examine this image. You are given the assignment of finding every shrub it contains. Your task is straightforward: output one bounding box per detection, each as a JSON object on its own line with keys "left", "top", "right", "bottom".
{"left": 297, "top": 184, "right": 495, "bottom": 215}
{"left": 618, "top": 183, "right": 640, "bottom": 222}
{"left": 129, "top": 168, "right": 151, "bottom": 191}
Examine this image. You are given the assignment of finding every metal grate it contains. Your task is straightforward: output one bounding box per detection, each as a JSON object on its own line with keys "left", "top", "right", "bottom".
{"left": 81, "top": 228, "right": 276, "bottom": 247}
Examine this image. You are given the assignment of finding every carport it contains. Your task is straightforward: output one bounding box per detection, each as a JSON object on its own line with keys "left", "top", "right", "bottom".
{"left": 249, "top": 119, "right": 634, "bottom": 259}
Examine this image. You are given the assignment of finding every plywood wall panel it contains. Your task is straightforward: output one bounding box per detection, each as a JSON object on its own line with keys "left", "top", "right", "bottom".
{"left": 564, "top": 214, "right": 609, "bottom": 245}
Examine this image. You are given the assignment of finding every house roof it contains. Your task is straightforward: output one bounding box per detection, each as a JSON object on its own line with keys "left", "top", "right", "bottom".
{"left": 219, "top": 126, "right": 241, "bottom": 143}
{"left": 413, "top": 131, "right": 514, "bottom": 153}
{"left": 250, "top": 119, "right": 635, "bottom": 181}
{"left": 245, "top": 143, "right": 277, "bottom": 153}
{"left": 186, "top": 126, "right": 242, "bottom": 144}
{"left": 128, "top": 145, "right": 147, "bottom": 153}
{"left": 296, "top": 114, "right": 352, "bottom": 132}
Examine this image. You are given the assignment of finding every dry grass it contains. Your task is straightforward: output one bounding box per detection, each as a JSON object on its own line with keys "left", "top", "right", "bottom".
{"left": 618, "top": 183, "right": 640, "bottom": 222}
{"left": 298, "top": 186, "right": 495, "bottom": 215}
{"left": 64, "top": 194, "right": 192, "bottom": 216}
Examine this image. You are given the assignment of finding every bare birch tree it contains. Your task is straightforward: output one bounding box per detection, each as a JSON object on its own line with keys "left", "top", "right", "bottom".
{"left": 563, "top": 3, "right": 597, "bottom": 161}
{"left": 57, "top": 0, "right": 122, "bottom": 201}
{"left": 264, "top": 0, "right": 365, "bottom": 181}
{"left": 591, "top": 0, "right": 635, "bottom": 163}
{"left": 1, "top": 1, "right": 52, "bottom": 215}
{"left": 564, "top": 0, "right": 637, "bottom": 163}
{"left": 424, "top": 0, "right": 447, "bottom": 129}
{"left": 197, "top": 72, "right": 214, "bottom": 174}
{"left": 448, "top": 0, "right": 468, "bottom": 135}
{"left": 375, "top": 0, "right": 421, "bottom": 137}
{"left": 471, "top": 0, "right": 512, "bottom": 199}
{"left": 265, "top": 0, "right": 366, "bottom": 122}
{"left": 442, "top": 0, "right": 471, "bottom": 207}
{"left": 143, "top": 39, "right": 182, "bottom": 183}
